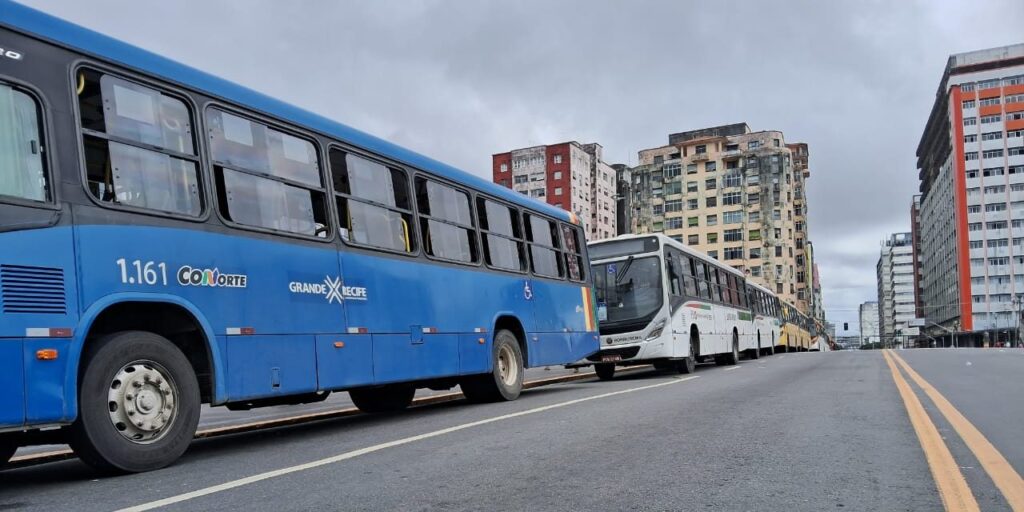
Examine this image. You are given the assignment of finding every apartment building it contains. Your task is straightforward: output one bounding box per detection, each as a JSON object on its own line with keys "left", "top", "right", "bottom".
{"left": 627, "top": 123, "right": 815, "bottom": 311}
{"left": 916, "top": 43, "right": 1024, "bottom": 346}
{"left": 877, "top": 233, "right": 918, "bottom": 346}
{"left": 493, "top": 141, "right": 616, "bottom": 240}
{"left": 859, "top": 301, "right": 880, "bottom": 345}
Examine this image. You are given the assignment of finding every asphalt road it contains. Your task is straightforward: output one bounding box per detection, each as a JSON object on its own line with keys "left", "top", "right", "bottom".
{"left": 1, "top": 349, "right": 1021, "bottom": 511}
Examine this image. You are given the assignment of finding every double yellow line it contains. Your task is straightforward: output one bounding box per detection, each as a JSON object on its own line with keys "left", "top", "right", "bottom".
{"left": 883, "top": 350, "right": 1024, "bottom": 511}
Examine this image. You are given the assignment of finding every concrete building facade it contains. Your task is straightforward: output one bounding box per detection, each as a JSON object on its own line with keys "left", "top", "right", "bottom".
{"left": 493, "top": 141, "right": 617, "bottom": 240}
{"left": 916, "top": 43, "right": 1024, "bottom": 346}
{"left": 627, "top": 123, "right": 814, "bottom": 311}
{"left": 877, "top": 232, "right": 918, "bottom": 346}
{"left": 859, "top": 301, "right": 880, "bottom": 346}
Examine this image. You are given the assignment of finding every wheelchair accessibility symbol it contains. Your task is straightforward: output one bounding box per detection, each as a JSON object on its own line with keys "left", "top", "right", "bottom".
{"left": 523, "top": 281, "right": 534, "bottom": 301}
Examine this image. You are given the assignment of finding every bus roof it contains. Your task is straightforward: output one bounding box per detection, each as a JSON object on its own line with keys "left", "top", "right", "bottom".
{"left": 590, "top": 234, "right": 744, "bottom": 278}
{"left": 0, "top": 1, "right": 571, "bottom": 222}
{"left": 747, "top": 280, "right": 775, "bottom": 297}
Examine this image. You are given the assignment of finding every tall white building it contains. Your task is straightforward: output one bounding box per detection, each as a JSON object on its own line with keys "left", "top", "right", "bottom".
{"left": 916, "top": 43, "right": 1024, "bottom": 346}
{"left": 877, "top": 233, "right": 918, "bottom": 346}
{"left": 493, "top": 141, "right": 617, "bottom": 240}
{"left": 859, "top": 301, "right": 880, "bottom": 345}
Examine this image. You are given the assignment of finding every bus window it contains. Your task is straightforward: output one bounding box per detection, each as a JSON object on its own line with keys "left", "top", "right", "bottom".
{"left": 331, "top": 150, "right": 415, "bottom": 253}
{"left": 694, "top": 260, "right": 710, "bottom": 299}
{"left": 78, "top": 70, "right": 200, "bottom": 216}
{"left": 477, "top": 198, "right": 525, "bottom": 272}
{"left": 0, "top": 82, "right": 48, "bottom": 202}
{"left": 666, "top": 251, "right": 682, "bottom": 296}
{"left": 208, "top": 108, "right": 328, "bottom": 237}
{"left": 416, "top": 178, "right": 478, "bottom": 264}
{"left": 711, "top": 267, "right": 724, "bottom": 303}
{"left": 683, "top": 256, "right": 698, "bottom": 298}
{"left": 561, "top": 224, "right": 586, "bottom": 282}
{"left": 524, "top": 214, "right": 564, "bottom": 278}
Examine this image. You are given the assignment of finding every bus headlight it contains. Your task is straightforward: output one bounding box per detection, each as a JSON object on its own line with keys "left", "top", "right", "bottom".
{"left": 645, "top": 319, "right": 666, "bottom": 341}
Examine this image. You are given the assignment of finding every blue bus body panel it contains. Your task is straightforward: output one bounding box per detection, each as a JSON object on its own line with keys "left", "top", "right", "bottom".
{"left": 0, "top": 340, "right": 25, "bottom": 427}
{"left": 0, "top": 0, "right": 570, "bottom": 223}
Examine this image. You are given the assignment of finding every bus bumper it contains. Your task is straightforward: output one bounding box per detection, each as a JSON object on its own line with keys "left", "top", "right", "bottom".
{"left": 566, "top": 338, "right": 672, "bottom": 368}
{"left": 0, "top": 337, "right": 72, "bottom": 432}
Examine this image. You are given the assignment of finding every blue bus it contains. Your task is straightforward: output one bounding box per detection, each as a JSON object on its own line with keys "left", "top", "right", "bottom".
{"left": 0, "top": 1, "right": 599, "bottom": 473}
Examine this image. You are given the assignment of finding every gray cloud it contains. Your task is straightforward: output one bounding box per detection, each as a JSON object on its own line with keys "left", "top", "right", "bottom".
{"left": 21, "top": 0, "right": 1024, "bottom": 325}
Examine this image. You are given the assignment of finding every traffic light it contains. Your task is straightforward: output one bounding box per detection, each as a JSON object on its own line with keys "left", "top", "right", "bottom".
{"left": 843, "top": 322, "right": 848, "bottom": 331}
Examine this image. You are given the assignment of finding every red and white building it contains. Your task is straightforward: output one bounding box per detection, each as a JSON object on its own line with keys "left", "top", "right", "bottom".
{"left": 493, "top": 141, "right": 616, "bottom": 240}
{"left": 916, "top": 43, "right": 1024, "bottom": 346}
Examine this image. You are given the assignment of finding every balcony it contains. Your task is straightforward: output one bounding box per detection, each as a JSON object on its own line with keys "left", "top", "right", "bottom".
{"left": 692, "top": 152, "right": 709, "bottom": 162}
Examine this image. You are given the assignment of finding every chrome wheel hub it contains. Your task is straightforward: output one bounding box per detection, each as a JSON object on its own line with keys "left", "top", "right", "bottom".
{"left": 107, "top": 361, "right": 178, "bottom": 444}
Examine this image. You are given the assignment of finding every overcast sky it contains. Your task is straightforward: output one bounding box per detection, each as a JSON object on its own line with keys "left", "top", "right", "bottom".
{"left": 22, "top": 0, "right": 1024, "bottom": 333}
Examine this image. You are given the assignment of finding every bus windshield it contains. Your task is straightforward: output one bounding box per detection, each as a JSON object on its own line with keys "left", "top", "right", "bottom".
{"left": 592, "top": 255, "right": 663, "bottom": 333}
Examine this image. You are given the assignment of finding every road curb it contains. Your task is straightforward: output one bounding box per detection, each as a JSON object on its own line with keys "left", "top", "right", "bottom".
{"left": 7, "top": 366, "right": 643, "bottom": 470}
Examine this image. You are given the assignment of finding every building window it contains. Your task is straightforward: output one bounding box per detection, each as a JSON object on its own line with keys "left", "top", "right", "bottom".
{"left": 688, "top": 234, "right": 699, "bottom": 245}
{"left": 686, "top": 163, "right": 698, "bottom": 174}
{"left": 687, "top": 216, "right": 699, "bottom": 227}
{"left": 707, "top": 232, "right": 718, "bottom": 243}
{"left": 666, "top": 217, "right": 683, "bottom": 229}
{"left": 749, "top": 247, "right": 761, "bottom": 259}
{"left": 695, "top": 145, "right": 707, "bottom": 154}
{"left": 723, "top": 191, "right": 742, "bottom": 205}
{"left": 724, "top": 247, "right": 743, "bottom": 260}
{"left": 706, "top": 196, "right": 717, "bottom": 207}
{"left": 687, "top": 181, "right": 699, "bottom": 193}
{"left": 961, "top": 82, "right": 975, "bottom": 92}
{"left": 748, "top": 140, "right": 760, "bottom": 150}
{"left": 964, "top": 134, "right": 977, "bottom": 143}
{"left": 705, "top": 161, "right": 717, "bottom": 172}
{"left": 962, "top": 100, "right": 976, "bottom": 109}
{"left": 965, "top": 152, "right": 979, "bottom": 161}
{"left": 705, "top": 178, "right": 717, "bottom": 190}
{"left": 665, "top": 199, "right": 682, "bottom": 212}
{"left": 707, "top": 214, "right": 718, "bottom": 226}
{"left": 978, "top": 79, "right": 1000, "bottom": 90}
{"left": 652, "top": 204, "right": 664, "bottom": 215}
{"left": 980, "top": 115, "right": 1001, "bottom": 124}
{"left": 723, "top": 173, "right": 742, "bottom": 188}
{"left": 979, "top": 97, "right": 1001, "bottom": 107}
{"left": 983, "top": 167, "right": 1005, "bottom": 177}
{"left": 687, "top": 198, "right": 699, "bottom": 210}
{"left": 553, "top": 171, "right": 562, "bottom": 180}
{"left": 982, "top": 149, "right": 1004, "bottom": 159}
{"left": 749, "top": 211, "right": 760, "bottom": 222}
{"left": 964, "top": 117, "right": 977, "bottom": 126}
{"left": 500, "top": 163, "right": 508, "bottom": 173}
{"left": 723, "top": 210, "right": 743, "bottom": 224}
{"left": 665, "top": 181, "right": 682, "bottom": 195}
{"left": 554, "top": 187, "right": 563, "bottom": 196}
{"left": 553, "top": 154, "right": 562, "bottom": 164}
{"left": 724, "top": 228, "right": 742, "bottom": 242}
{"left": 708, "top": 250, "right": 718, "bottom": 260}
{"left": 749, "top": 229, "right": 761, "bottom": 241}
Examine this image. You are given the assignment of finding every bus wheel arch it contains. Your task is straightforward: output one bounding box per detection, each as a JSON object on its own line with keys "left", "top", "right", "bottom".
{"left": 493, "top": 315, "right": 528, "bottom": 368}
{"left": 81, "top": 300, "right": 216, "bottom": 405}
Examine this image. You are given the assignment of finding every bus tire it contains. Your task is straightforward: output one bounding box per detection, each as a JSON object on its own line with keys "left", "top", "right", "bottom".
{"left": 679, "top": 329, "right": 698, "bottom": 373}
{"left": 0, "top": 434, "right": 16, "bottom": 468}
{"left": 718, "top": 331, "right": 739, "bottom": 366}
{"left": 750, "top": 336, "right": 761, "bottom": 360}
{"left": 461, "top": 329, "right": 524, "bottom": 403}
{"left": 594, "top": 363, "right": 616, "bottom": 381}
{"left": 349, "top": 385, "right": 415, "bottom": 413}
{"left": 69, "top": 331, "right": 200, "bottom": 474}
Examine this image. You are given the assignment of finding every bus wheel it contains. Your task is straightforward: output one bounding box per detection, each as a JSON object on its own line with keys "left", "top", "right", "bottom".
{"left": 462, "top": 329, "right": 524, "bottom": 403}
{"left": 594, "top": 363, "right": 616, "bottom": 380}
{"left": 69, "top": 331, "right": 200, "bottom": 473}
{"left": 719, "top": 332, "right": 739, "bottom": 366}
{"left": 0, "top": 434, "right": 17, "bottom": 468}
{"left": 350, "top": 385, "right": 415, "bottom": 413}
{"left": 750, "top": 336, "right": 761, "bottom": 360}
{"left": 677, "top": 356, "right": 696, "bottom": 374}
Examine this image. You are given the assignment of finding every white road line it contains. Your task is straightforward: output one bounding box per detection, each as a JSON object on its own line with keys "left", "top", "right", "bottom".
{"left": 724, "top": 366, "right": 740, "bottom": 371}
{"left": 117, "top": 375, "right": 700, "bottom": 512}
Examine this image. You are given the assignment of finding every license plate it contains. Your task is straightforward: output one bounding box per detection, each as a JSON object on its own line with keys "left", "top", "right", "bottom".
{"left": 601, "top": 354, "right": 622, "bottom": 362}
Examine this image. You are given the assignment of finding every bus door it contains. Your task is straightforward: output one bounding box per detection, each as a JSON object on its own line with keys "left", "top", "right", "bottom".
{"left": 0, "top": 44, "right": 80, "bottom": 427}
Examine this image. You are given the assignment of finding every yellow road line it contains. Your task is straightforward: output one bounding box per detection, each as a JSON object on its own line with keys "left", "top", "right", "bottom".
{"left": 889, "top": 350, "right": 1024, "bottom": 511}
{"left": 882, "top": 350, "right": 979, "bottom": 512}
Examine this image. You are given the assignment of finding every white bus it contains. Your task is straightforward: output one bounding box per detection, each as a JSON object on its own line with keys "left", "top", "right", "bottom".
{"left": 745, "top": 280, "right": 782, "bottom": 357}
{"left": 575, "top": 234, "right": 775, "bottom": 379}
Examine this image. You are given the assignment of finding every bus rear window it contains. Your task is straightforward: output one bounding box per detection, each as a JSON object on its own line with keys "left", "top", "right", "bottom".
{"left": 0, "top": 83, "right": 48, "bottom": 202}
